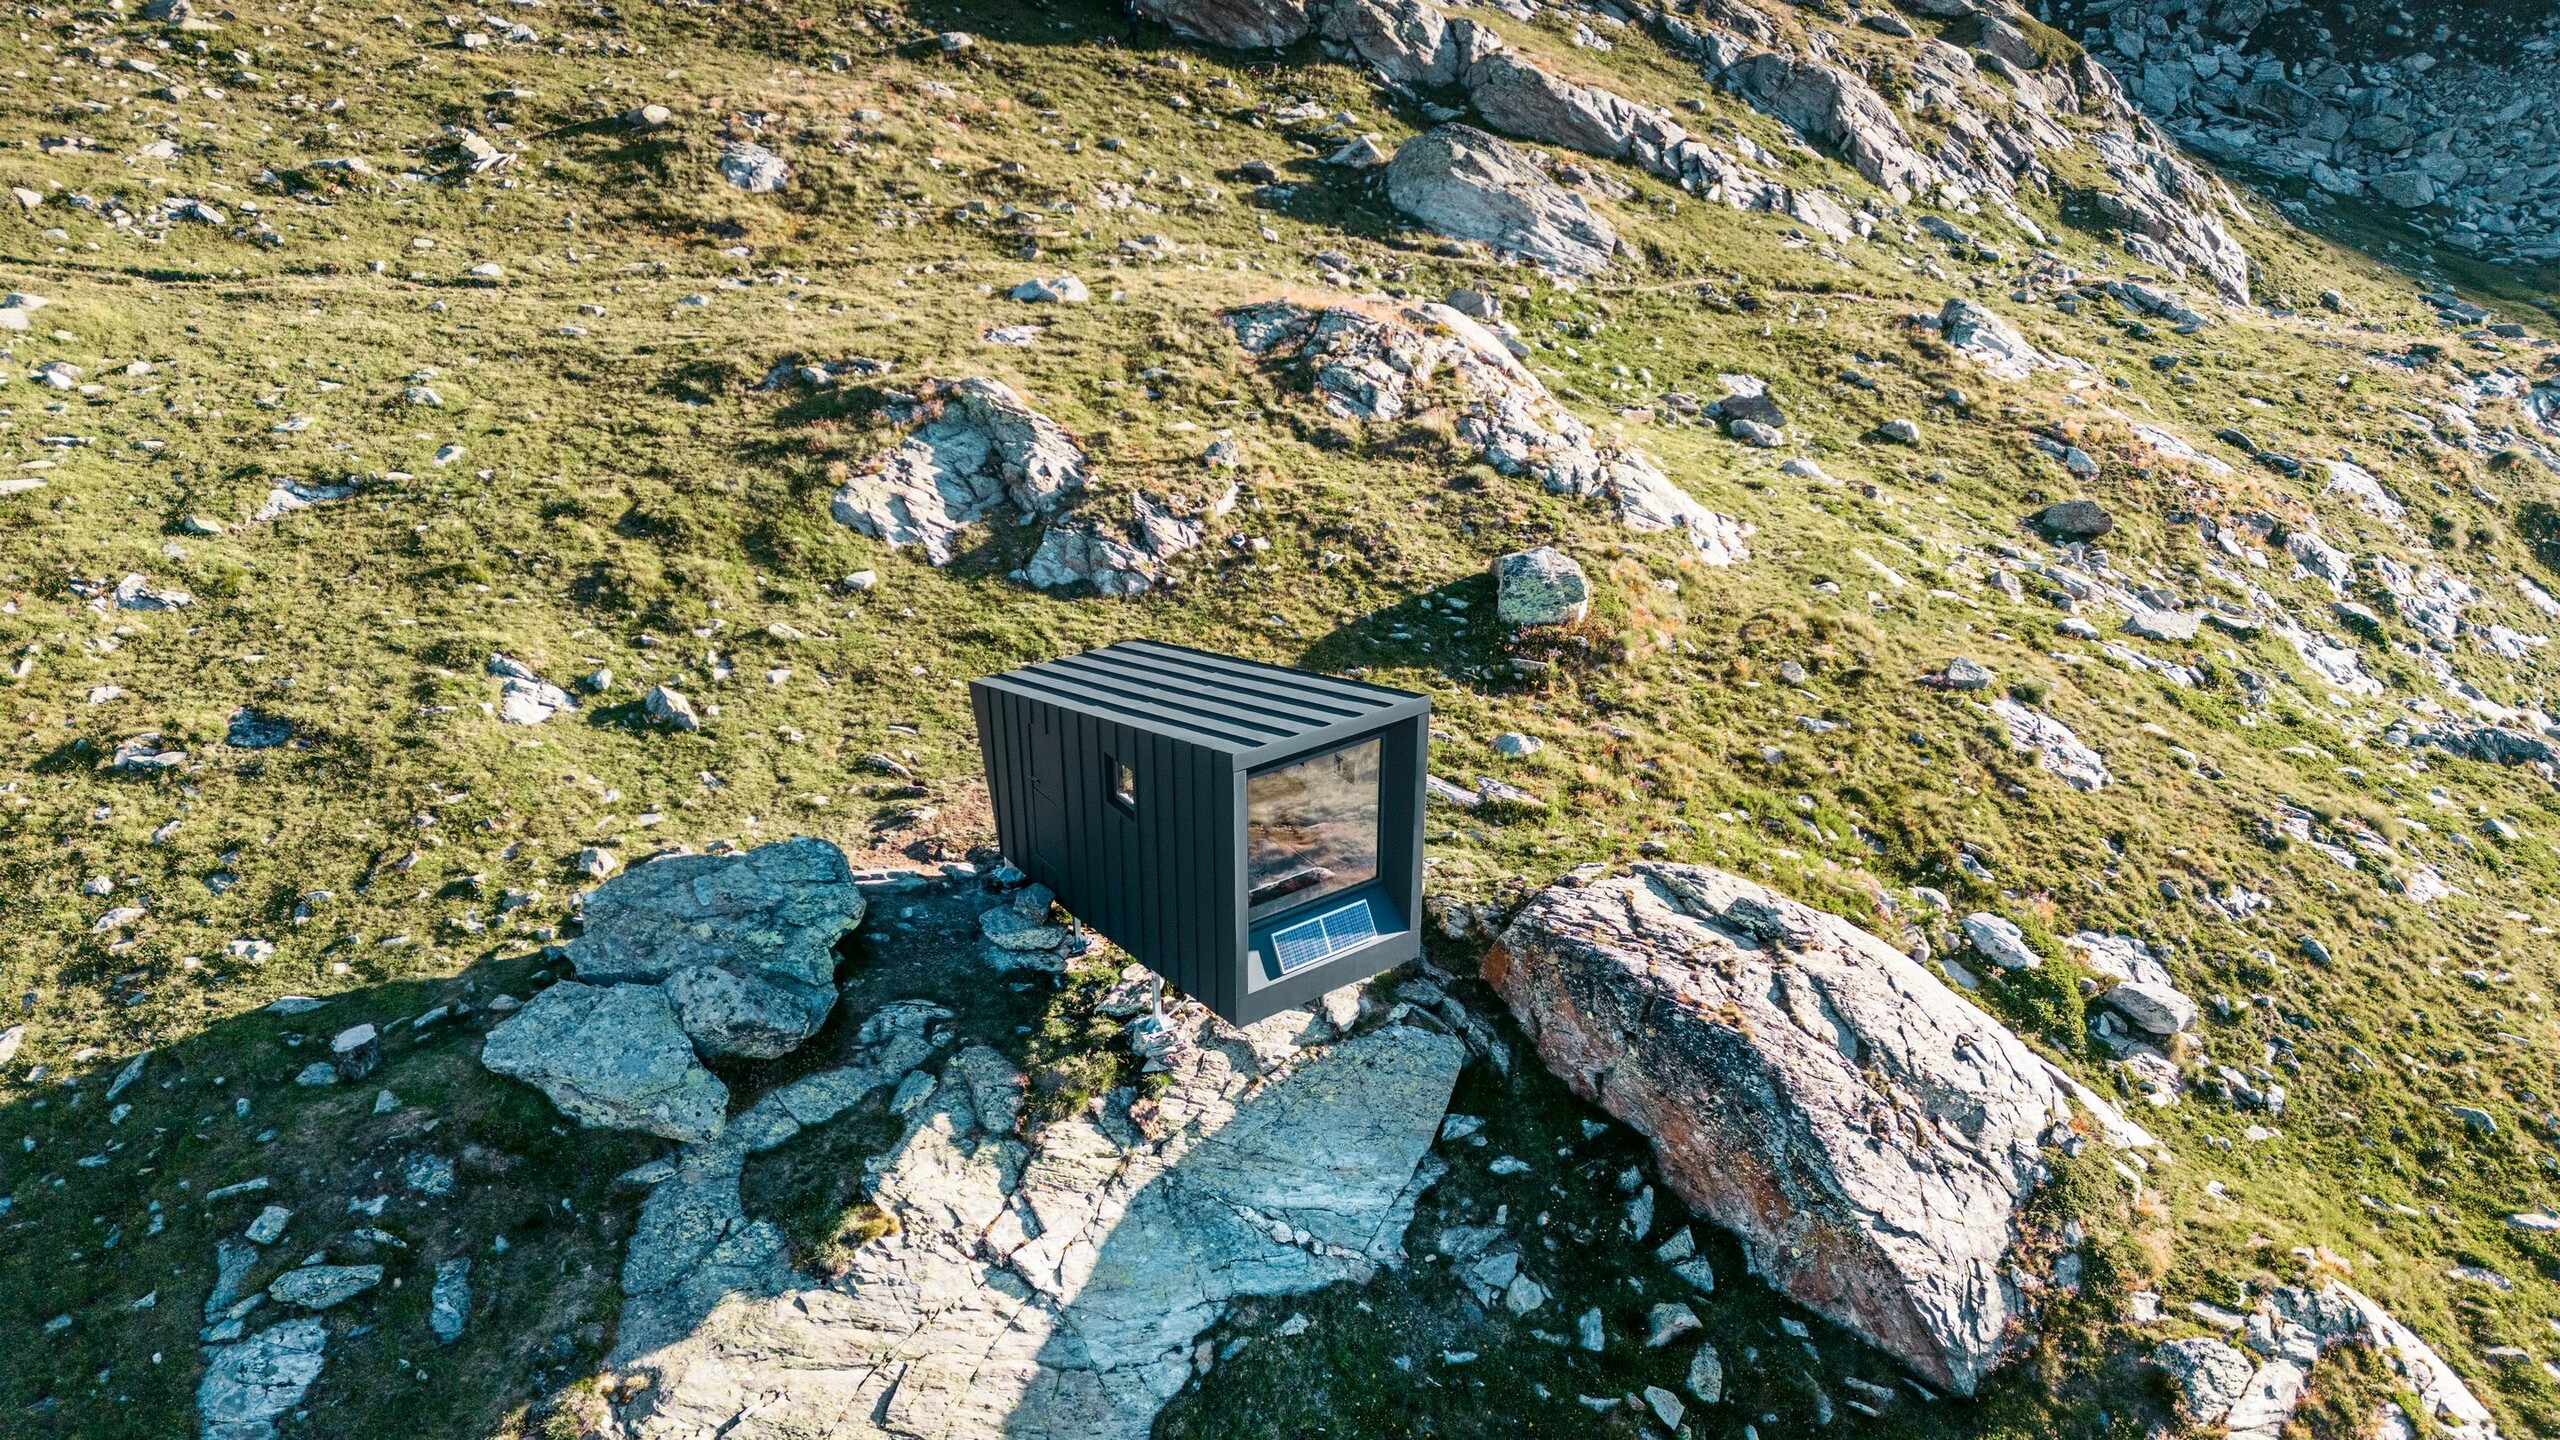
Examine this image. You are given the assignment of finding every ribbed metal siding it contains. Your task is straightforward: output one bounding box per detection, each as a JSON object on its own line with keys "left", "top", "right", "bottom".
{"left": 989, "top": 640, "right": 1415, "bottom": 757}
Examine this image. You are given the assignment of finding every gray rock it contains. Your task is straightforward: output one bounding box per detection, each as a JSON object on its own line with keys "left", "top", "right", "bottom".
{"left": 268, "top": 1264, "right": 382, "bottom": 1310}
{"left": 429, "top": 1259, "right": 471, "bottom": 1342}
{"left": 1961, "top": 913, "right": 2042, "bottom": 970}
{"left": 1942, "top": 657, "right": 1995, "bottom": 691}
{"left": 244, "top": 1206, "right": 291, "bottom": 1245}
{"left": 716, "top": 142, "right": 789, "bottom": 193}
{"left": 1646, "top": 1302, "right": 1702, "bottom": 1347}
{"left": 566, "top": 837, "right": 864, "bottom": 1059}
{"left": 2103, "top": 979, "right": 2196, "bottom": 1035}
{"left": 1322, "top": 0, "right": 1472, "bottom": 87}
{"left": 481, "top": 982, "right": 729, "bottom": 1142}
{"left": 1488, "top": 865, "right": 2155, "bottom": 1396}
{"left": 1133, "top": 0, "right": 1315, "bottom": 48}
{"left": 1939, "top": 298, "right": 2048, "bottom": 380}
{"left": 1492, "top": 546, "right": 1590, "bottom": 627}
{"left": 2154, "top": 1336, "right": 2255, "bottom": 1425}
{"left": 1990, "top": 698, "right": 2110, "bottom": 791}
{"left": 1010, "top": 275, "right": 1089, "bottom": 303}
{"left": 642, "top": 685, "right": 700, "bottom": 731}
{"left": 2029, "top": 499, "right": 2114, "bottom": 539}
{"left": 1687, "top": 1341, "right": 1724, "bottom": 1403}
{"left": 1878, "top": 417, "right": 1921, "bottom": 444}
{"left": 2123, "top": 608, "right": 2200, "bottom": 642}
{"left": 2371, "top": 171, "right": 2435, "bottom": 209}
{"left": 1728, "top": 417, "right": 1785, "bottom": 448}
{"left": 196, "top": 1318, "right": 327, "bottom": 1440}
{"left": 1725, "top": 53, "right": 1932, "bottom": 195}
{"left": 1384, "top": 125, "right": 1618, "bottom": 275}
{"left": 829, "top": 377, "right": 1089, "bottom": 564}
{"left": 1464, "top": 48, "right": 1673, "bottom": 164}
{"left": 225, "top": 709, "right": 292, "bottom": 749}
{"left": 206, "top": 1238, "right": 260, "bottom": 1321}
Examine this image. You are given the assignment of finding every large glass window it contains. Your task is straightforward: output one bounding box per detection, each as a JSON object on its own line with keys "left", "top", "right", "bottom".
{"left": 1246, "top": 738, "right": 1382, "bottom": 913}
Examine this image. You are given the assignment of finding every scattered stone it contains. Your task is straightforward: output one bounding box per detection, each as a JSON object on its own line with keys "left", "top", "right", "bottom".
{"left": 717, "top": 141, "right": 790, "bottom": 193}
{"left": 1961, "top": 913, "right": 2042, "bottom": 970}
{"left": 1877, "top": 417, "right": 1921, "bottom": 445}
{"left": 642, "top": 685, "right": 700, "bottom": 732}
{"left": 429, "top": 1259, "right": 471, "bottom": 1343}
{"left": 1989, "top": 698, "right": 2111, "bottom": 791}
{"left": 1940, "top": 657, "right": 1995, "bottom": 691}
{"left": 1687, "top": 1342, "right": 1724, "bottom": 1404}
{"left": 330, "top": 1023, "right": 379, "bottom": 1080}
{"left": 2029, "top": 499, "right": 2114, "bottom": 540}
{"left": 244, "top": 1206, "right": 291, "bottom": 1245}
{"left": 1646, "top": 1302, "right": 1702, "bottom": 1347}
{"left": 1939, "top": 298, "right": 2052, "bottom": 380}
{"left": 1009, "top": 275, "right": 1090, "bottom": 303}
{"left": 267, "top": 1264, "right": 383, "bottom": 1310}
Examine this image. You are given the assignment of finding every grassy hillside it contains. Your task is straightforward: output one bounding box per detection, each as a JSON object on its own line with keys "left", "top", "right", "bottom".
{"left": 5, "top": 0, "right": 2560, "bottom": 1436}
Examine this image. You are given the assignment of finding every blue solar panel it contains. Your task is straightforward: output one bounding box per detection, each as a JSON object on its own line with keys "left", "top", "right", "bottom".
{"left": 1269, "top": 898, "right": 1376, "bottom": 976}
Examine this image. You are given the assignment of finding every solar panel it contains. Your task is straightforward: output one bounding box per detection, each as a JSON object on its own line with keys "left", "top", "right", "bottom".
{"left": 1269, "top": 898, "right": 1378, "bottom": 976}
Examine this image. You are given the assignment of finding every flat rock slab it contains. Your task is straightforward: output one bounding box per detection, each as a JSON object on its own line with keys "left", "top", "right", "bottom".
{"left": 610, "top": 1009, "right": 1464, "bottom": 1440}
{"left": 197, "top": 1316, "right": 326, "bottom": 1440}
{"left": 481, "top": 982, "right": 729, "bottom": 1142}
{"left": 1486, "top": 863, "right": 2151, "bottom": 1397}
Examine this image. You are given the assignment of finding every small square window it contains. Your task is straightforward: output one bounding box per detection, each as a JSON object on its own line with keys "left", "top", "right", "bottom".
{"left": 1108, "top": 755, "right": 1137, "bottom": 813}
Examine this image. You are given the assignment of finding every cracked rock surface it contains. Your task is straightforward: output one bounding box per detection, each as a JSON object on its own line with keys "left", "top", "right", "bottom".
{"left": 609, "top": 1000, "right": 1464, "bottom": 1439}
{"left": 1486, "top": 862, "right": 2154, "bottom": 1397}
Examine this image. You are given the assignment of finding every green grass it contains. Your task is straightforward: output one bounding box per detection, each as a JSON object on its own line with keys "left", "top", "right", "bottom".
{"left": 5, "top": 0, "right": 2560, "bottom": 1435}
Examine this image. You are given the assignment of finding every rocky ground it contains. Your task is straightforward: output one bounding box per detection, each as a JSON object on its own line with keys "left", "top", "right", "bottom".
{"left": 7, "top": 0, "right": 2560, "bottom": 1437}
{"left": 2040, "top": 0, "right": 2560, "bottom": 265}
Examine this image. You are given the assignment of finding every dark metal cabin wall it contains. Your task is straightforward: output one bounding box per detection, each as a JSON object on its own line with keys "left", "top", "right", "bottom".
{"left": 972, "top": 682, "right": 1237, "bottom": 1009}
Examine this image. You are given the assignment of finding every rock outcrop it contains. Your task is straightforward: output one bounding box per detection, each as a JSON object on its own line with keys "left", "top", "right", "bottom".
{"left": 564, "top": 837, "right": 866, "bottom": 1059}
{"left": 829, "top": 378, "right": 1089, "bottom": 564}
{"left": 1486, "top": 863, "right": 2153, "bottom": 1396}
{"left": 1227, "top": 299, "right": 1749, "bottom": 564}
{"left": 2058, "top": 0, "right": 2560, "bottom": 265}
{"left": 1383, "top": 125, "right": 1619, "bottom": 275}
{"left": 1134, "top": 0, "right": 1316, "bottom": 50}
{"left": 610, "top": 1000, "right": 1465, "bottom": 1440}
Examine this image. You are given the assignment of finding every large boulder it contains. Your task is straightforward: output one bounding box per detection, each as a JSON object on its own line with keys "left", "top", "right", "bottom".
{"left": 1486, "top": 864, "right": 2151, "bottom": 1396}
{"left": 1133, "top": 0, "right": 1315, "bottom": 48}
{"left": 1492, "top": 546, "right": 1590, "bottom": 627}
{"left": 1384, "top": 125, "right": 1618, "bottom": 275}
{"left": 481, "top": 982, "right": 730, "bottom": 1142}
{"left": 1724, "top": 54, "right": 1932, "bottom": 195}
{"left": 565, "top": 837, "right": 866, "bottom": 1058}
{"left": 1463, "top": 50, "right": 1670, "bottom": 162}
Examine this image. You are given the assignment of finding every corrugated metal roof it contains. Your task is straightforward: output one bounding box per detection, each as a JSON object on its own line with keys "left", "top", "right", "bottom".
{"left": 977, "top": 639, "right": 1423, "bottom": 755}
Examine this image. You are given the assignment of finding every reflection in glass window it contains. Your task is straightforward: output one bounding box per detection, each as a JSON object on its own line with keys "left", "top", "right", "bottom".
{"left": 1246, "top": 738, "right": 1381, "bottom": 912}
{"left": 1108, "top": 755, "right": 1136, "bottom": 812}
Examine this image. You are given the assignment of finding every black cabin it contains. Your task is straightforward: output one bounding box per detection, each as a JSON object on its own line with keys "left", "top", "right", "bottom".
{"left": 971, "top": 640, "right": 1429, "bottom": 1025}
